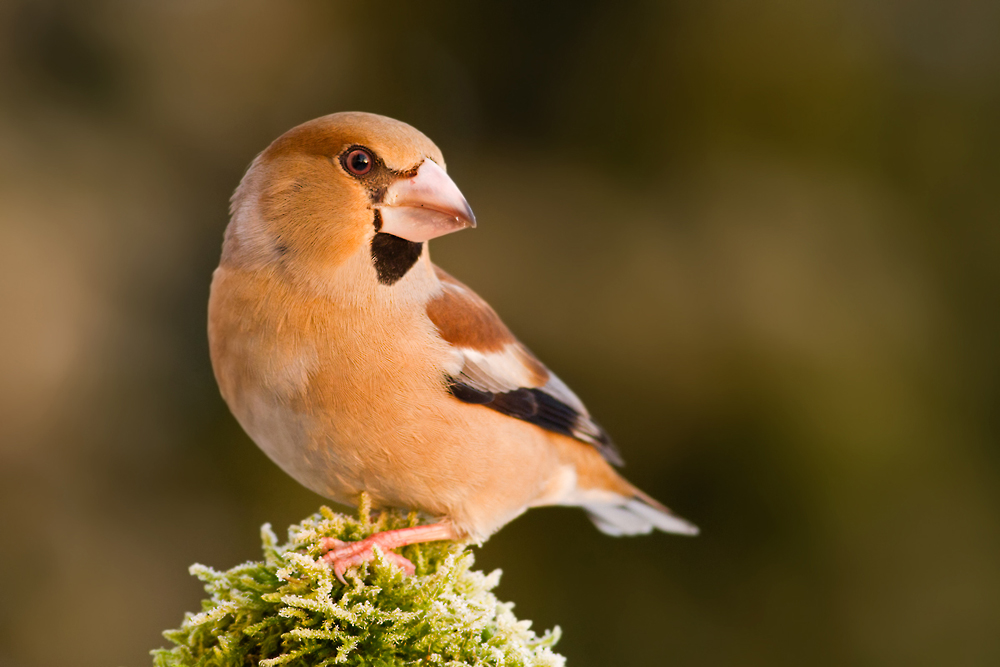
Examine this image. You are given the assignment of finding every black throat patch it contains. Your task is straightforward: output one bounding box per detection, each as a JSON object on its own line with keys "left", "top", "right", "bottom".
{"left": 371, "top": 233, "right": 423, "bottom": 285}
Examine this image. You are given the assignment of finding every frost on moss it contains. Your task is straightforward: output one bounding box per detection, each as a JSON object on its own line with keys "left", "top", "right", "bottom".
{"left": 152, "top": 498, "right": 564, "bottom": 667}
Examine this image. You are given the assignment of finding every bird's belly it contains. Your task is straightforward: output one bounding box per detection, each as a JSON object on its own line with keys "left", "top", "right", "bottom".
{"left": 230, "top": 371, "right": 564, "bottom": 540}
{"left": 226, "top": 384, "right": 356, "bottom": 503}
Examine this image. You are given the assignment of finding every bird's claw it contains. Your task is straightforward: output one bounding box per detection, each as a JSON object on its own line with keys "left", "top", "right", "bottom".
{"left": 320, "top": 535, "right": 416, "bottom": 584}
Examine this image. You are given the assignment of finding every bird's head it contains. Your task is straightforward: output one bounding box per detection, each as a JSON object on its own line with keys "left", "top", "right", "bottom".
{"left": 224, "top": 112, "right": 475, "bottom": 289}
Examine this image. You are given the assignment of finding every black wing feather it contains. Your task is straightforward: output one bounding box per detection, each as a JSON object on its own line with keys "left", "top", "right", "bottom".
{"left": 447, "top": 377, "right": 624, "bottom": 466}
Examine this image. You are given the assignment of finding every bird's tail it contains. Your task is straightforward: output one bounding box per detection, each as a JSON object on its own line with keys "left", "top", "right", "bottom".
{"left": 584, "top": 490, "right": 699, "bottom": 537}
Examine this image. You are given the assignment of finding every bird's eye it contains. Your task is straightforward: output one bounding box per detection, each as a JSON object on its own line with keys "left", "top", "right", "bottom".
{"left": 344, "top": 149, "right": 373, "bottom": 176}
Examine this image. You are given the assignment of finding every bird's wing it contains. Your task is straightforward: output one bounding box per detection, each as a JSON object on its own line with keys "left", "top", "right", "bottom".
{"left": 427, "top": 266, "right": 623, "bottom": 466}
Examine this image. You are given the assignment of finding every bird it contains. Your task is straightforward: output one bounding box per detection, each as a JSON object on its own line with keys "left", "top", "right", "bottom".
{"left": 208, "top": 111, "right": 697, "bottom": 582}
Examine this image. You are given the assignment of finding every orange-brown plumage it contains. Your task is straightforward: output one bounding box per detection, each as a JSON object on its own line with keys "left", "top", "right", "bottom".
{"left": 208, "top": 112, "right": 695, "bottom": 577}
{"left": 427, "top": 267, "right": 516, "bottom": 354}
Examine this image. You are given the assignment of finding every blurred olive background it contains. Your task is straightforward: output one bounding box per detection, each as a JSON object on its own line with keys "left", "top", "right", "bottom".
{"left": 2, "top": 1, "right": 999, "bottom": 665}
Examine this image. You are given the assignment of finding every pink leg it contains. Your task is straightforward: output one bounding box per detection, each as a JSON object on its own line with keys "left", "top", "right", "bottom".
{"left": 319, "top": 522, "right": 457, "bottom": 583}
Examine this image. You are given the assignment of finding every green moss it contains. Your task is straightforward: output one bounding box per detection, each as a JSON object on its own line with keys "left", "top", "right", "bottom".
{"left": 152, "top": 498, "right": 564, "bottom": 667}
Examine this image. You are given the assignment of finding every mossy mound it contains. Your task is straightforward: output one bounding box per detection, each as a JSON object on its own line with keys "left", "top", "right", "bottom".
{"left": 152, "top": 498, "right": 564, "bottom": 667}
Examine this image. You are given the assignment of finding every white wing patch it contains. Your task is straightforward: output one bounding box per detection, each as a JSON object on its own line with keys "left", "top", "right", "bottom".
{"left": 450, "top": 343, "right": 543, "bottom": 394}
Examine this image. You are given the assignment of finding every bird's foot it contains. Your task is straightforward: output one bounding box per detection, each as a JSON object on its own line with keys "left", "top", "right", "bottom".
{"left": 319, "top": 522, "right": 457, "bottom": 584}
{"left": 320, "top": 536, "right": 417, "bottom": 583}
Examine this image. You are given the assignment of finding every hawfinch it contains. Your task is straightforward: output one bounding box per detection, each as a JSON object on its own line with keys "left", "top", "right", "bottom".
{"left": 209, "top": 112, "right": 697, "bottom": 581}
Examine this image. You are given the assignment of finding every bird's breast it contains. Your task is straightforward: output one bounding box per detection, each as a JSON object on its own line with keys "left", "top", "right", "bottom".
{"left": 208, "top": 263, "right": 454, "bottom": 501}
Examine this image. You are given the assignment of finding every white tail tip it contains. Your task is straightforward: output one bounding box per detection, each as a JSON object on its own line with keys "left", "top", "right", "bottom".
{"left": 585, "top": 497, "right": 699, "bottom": 537}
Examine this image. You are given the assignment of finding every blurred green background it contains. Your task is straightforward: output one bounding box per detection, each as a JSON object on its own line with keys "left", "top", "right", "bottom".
{"left": 1, "top": 1, "right": 999, "bottom": 665}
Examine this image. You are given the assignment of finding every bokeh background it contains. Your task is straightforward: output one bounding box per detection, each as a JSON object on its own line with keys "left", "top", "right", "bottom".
{"left": 2, "top": 1, "right": 999, "bottom": 665}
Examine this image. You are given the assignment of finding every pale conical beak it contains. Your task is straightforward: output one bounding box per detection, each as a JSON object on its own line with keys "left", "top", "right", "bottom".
{"left": 375, "top": 159, "right": 476, "bottom": 243}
